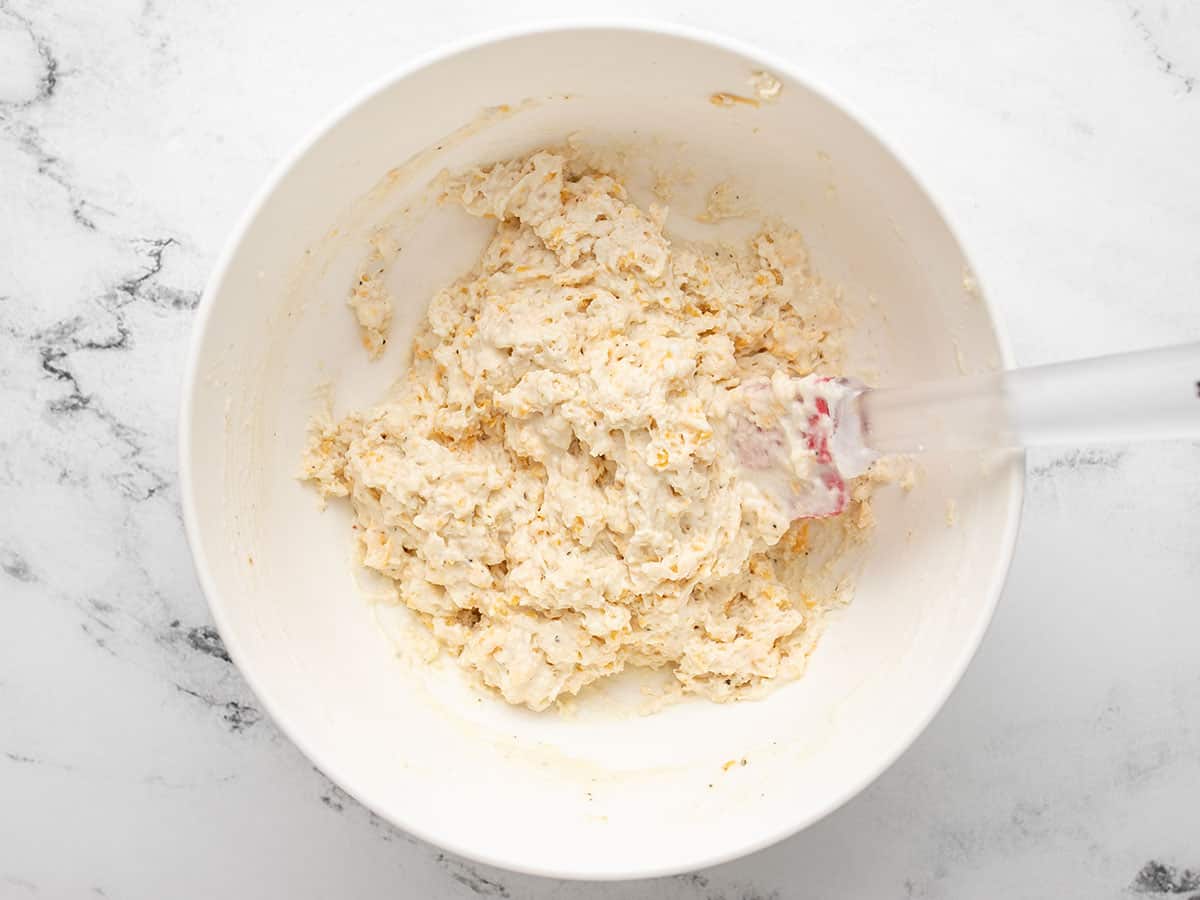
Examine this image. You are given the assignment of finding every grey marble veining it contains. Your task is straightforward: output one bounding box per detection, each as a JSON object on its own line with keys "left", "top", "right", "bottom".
{"left": 2, "top": 1, "right": 1198, "bottom": 897}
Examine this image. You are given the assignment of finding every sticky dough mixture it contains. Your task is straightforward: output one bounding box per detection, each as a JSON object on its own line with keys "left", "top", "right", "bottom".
{"left": 303, "top": 150, "right": 877, "bottom": 711}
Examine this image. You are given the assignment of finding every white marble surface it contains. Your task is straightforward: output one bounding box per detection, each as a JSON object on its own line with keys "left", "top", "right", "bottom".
{"left": 2, "top": 1, "right": 1198, "bottom": 897}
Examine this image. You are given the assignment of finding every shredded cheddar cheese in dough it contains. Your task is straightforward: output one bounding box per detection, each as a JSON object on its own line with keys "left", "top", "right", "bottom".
{"left": 302, "top": 150, "right": 874, "bottom": 711}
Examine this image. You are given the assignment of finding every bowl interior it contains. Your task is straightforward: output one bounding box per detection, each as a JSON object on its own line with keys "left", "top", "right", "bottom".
{"left": 184, "top": 27, "right": 1022, "bottom": 879}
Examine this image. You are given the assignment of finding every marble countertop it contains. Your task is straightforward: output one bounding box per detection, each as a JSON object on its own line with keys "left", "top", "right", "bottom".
{"left": 2, "top": 1, "right": 1198, "bottom": 897}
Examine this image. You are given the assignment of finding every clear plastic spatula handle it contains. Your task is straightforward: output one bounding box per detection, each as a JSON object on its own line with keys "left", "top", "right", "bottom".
{"left": 852, "top": 342, "right": 1200, "bottom": 463}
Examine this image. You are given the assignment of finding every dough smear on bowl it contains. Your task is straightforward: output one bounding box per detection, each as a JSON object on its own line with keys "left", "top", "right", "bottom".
{"left": 302, "top": 149, "right": 882, "bottom": 712}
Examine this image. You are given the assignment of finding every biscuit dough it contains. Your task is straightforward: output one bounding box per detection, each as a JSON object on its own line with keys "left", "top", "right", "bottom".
{"left": 303, "top": 150, "right": 874, "bottom": 711}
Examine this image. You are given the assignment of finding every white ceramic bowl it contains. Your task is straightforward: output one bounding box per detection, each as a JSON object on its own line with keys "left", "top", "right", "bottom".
{"left": 181, "top": 24, "right": 1023, "bottom": 880}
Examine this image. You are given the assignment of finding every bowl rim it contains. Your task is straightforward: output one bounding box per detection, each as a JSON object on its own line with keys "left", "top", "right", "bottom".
{"left": 179, "top": 19, "right": 1026, "bottom": 881}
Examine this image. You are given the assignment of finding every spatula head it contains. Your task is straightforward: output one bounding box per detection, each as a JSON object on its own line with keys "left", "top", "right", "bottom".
{"left": 730, "top": 373, "right": 867, "bottom": 520}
